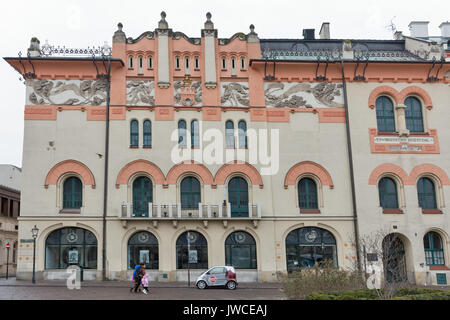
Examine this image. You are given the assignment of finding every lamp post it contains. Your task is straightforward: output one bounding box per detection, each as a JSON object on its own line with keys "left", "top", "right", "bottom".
{"left": 31, "top": 225, "right": 39, "bottom": 284}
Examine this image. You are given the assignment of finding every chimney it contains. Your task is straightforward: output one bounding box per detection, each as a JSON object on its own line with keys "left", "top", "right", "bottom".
{"left": 319, "top": 23, "right": 330, "bottom": 39}
{"left": 439, "top": 21, "right": 450, "bottom": 38}
{"left": 303, "top": 29, "right": 315, "bottom": 40}
{"left": 408, "top": 21, "right": 429, "bottom": 38}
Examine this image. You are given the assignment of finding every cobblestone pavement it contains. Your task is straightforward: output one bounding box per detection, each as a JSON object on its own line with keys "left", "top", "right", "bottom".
{"left": 0, "top": 278, "right": 287, "bottom": 300}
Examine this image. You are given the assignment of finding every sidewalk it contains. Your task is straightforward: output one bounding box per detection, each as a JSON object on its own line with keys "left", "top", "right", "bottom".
{"left": 0, "top": 277, "right": 283, "bottom": 289}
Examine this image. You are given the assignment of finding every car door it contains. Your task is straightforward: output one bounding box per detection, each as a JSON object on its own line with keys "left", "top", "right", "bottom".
{"left": 207, "top": 267, "right": 225, "bottom": 286}
{"left": 213, "top": 267, "right": 227, "bottom": 286}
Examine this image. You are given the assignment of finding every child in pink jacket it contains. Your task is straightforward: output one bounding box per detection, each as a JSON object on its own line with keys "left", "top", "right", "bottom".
{"left": 141, "top": 273, "right": 149, "bottom": 294}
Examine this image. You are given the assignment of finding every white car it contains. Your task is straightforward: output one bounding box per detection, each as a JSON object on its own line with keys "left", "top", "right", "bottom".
{"left": 195, "top": 266, "right": 237, "bottom": 290}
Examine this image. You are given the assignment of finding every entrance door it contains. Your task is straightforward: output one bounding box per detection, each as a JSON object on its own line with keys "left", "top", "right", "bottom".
{"left": 133, "top": 177, "right": 153, "bottom": 217}
{"left": 228, "top": 177, "right": 249, "bottom": 217}
{"left": 383, "top": 234, "right": 408, "bottom": 283}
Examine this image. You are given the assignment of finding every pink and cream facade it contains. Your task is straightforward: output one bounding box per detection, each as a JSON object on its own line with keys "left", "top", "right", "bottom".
{"left": 5, "top": 13, "right": 450, "bottom": 284}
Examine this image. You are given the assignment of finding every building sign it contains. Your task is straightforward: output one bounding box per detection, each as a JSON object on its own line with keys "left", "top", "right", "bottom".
{"left": 68, "top": 250, "right": 79, "bottom": 264}
{"left": 369, "top": 129, "right": 439, "bottom": 154}
{"left": 140, "top": 250, "right": 150, "bottom": 264}
{"left": 189, "top": 250, "right": 198, "bottom": 264}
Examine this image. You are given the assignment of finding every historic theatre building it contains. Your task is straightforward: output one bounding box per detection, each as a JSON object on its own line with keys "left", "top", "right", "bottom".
{"left": 4, "top": 13, "right": 450, "bottom": 284}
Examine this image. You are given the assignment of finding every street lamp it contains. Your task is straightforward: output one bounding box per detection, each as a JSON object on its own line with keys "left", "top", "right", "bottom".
{"left": 31, "top": 225, "right": 39, "bottom": 284}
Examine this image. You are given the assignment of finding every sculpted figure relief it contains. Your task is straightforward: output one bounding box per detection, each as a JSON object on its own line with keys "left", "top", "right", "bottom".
{"left": 264, "top": 82, "right": 344, "bottom": 108}
{"left": 221, "top": 82, "right": 250, "bottom": 107}
{"left": 27, "top": 79, "right": 107, "bottom": 105}
{"left": 126, "top": 81, "right": 155, "bottom": 106}
{"left": 174, "top": 81, "right": 202, "bottom": 106}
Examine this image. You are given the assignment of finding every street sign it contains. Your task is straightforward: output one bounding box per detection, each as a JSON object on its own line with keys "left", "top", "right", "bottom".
{"left": 6, "top": 243, "right": 10, "bottom": 249}
{"left": 210, "top": 276, "right": 216, "bottom": 283}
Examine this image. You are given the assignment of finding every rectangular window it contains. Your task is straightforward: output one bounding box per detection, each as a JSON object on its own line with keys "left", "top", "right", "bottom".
{"left": 195, "top": 56, "right": 199, "bottom": 69}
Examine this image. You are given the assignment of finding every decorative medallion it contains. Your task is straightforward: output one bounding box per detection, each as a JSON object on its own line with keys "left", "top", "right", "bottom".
{"left": 138, "top": 232, "right": 150, "bottom": 243}
{"left": 304, "top": 229, "right": 318, "bottom": 243}
{"left": 66, "top": 232, "right": 78, "bottom": 243}
{"left": 187, "top": 232, "right": 198, "bottom": 243}
{"left": 234, "top": 232, "right": 246, "bottom": 244}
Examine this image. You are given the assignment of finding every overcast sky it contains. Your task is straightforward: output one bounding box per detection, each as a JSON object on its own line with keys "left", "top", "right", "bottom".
{"left": 0, "top": 0, "right": 448, "bottom": 167}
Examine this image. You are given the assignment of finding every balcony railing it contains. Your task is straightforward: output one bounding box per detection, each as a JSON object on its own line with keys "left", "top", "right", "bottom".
{"left": 118, "top": 202, "right": 261, "bottom": 220}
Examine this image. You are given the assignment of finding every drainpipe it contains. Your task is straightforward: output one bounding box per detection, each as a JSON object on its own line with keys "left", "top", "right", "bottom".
{"left": 340, "top": 57, "right": 361, "bottom": 271}
{"left": 102, "top": 58, "right": 112, "bottom": 281}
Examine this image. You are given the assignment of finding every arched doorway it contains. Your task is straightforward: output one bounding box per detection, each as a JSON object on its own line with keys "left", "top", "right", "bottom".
{"left": 45, "top": 227, "right": 97, "bottom": 269}
{"left": 132, "top": 176, "right": 153, "bottom": 217}
{"left": 225, "top": 231, "right": 257, "bottom": 269}
{"left": 176, "top": 231, "right": 208, "bottom": 269}
{"left": 127, "top": 231, "right": 159, "bottom": 270}
{"left": 228, "top": 177, "right": 249, "bottom": 217}
{"left": 382, "top": 234, "right": 408, "bottom": 283}
{"left": 285, "top": 227, "right": 337, "bottom": 272}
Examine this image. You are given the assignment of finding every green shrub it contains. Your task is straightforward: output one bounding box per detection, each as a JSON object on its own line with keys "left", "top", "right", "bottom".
{"left": 306, "top": 289, "right": 380, "bottom": 300}
{"left": 281, "top": 260, "right": 366, "bottom": 300}
{"left": 305, "top": 288, "right": 450, "bottom": 300}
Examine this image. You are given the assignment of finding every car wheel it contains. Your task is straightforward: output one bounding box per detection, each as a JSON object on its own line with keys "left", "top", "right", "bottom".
{"left": 226, "top": 281, "right": 236, "bottom": 290}
{"left": 197, "top": 280, "right": 207, "bottom": 290}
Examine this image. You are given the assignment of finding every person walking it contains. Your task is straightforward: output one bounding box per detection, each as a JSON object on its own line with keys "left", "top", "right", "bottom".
{"left": 130, "top": 262, "right": 145, "bottom": 293}
{"left": 141, "top": 272, "right": 150, "bottom": 294}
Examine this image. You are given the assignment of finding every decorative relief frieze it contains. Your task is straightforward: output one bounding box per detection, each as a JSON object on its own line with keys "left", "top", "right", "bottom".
{"left": 174, "top": 81, "right": 202, "bottom": 106}
{"left": 264, "top": 82, "right": 344, "bottom": 108}
{"left": 221, "top": 82, "right": 249, "bottom": 107}
{"left": 26, "top": 79, "right": 107, "bottom": 106}
{"left": 126, "top": 80, "right": 155, "bottom": 106}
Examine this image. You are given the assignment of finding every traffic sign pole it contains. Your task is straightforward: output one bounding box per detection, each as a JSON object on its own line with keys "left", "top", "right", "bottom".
{"left": 5, "top": 243, "right": 10, "bottom": 280}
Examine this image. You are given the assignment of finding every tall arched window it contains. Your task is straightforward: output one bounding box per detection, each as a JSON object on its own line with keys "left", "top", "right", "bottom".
{"left": 378, "top": 177, "right": 399, "bottom": 209}
{"left": 238, "top": 120, "right": 247, "bottom": 148}
{"left": 128, "top": 231, "right": 159, "bottom": 270}
{"left": 128, "top": 55, "right": 134, "bottom": 69}
{"left": 228, "top": 177, "right": 249, "bottom": 217}
{"left": 176, "top": 231, "right": 208, "bottom": 269}
{"left": 191, "top": 120, "right": 199, "bottom": 148}
{"left": 405, "top": 96, "right": 424, "bottom": 132}
{"left": 417, "top": 177, "right": 437, "bottom": 209}
{"left": 45, "top": 227, "right": 97, "bottom": 269}
{"left": 147, "top": 55, "right": 153, "bottom": 69}
{"left": 424, "top": 232, "right": 445, "bottom": 266}
{"left": 181, "top": 177, "right": 201, "bottom": 209}
{"left": 130, "top": 120, "right": 139, "bottom": 147}
{"left": 286, "top": 227, "right": 337, "bottom": 272}
{"left": 298, "top": 178, "right": 318, "bottom": 209}
{"left": 226, "top": 120, "right": 235, "bottom": 148}
{"left": 178, "top": 120, "right": 187, "bottom": 147}
{"left": 63, "top": 177, "right": 82, "bottom": 209}
{"left": 143, "top": 120, "right": 152, "bottom": 147}
{"left": 225, "top": 231, "right": 256, "bottom": 269}
{"left": 376, "top": 96, "right": 395, "bottom": 132}
{"left": 132, "top": 177, "right": 153, "bottom": 217}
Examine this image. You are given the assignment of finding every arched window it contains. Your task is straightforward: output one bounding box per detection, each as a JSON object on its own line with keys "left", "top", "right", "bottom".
{"left": 143, "top": 120, "right": 151, "bottom": 147}
{"left": 225, "top": 231, "right": 256, "bottom": 269}
{"left": 185, "top": 56, "right": 190, "bottom": 74}
{"left": 175, "top": 56, "right": 180, "bottom": 69}
{"left": 194, "top": 56, "right": 199, "bottom": 70}
{"left": 238, "top": 120, "right": 247, "bottom": 148}
{"left": 191, "top": 120, "right": 199, "bottom": 148}
{"left": 180, "top": 177, "right": 201, "bottom": 209}
{"left": 128, "top": 55, "right": 134, "bottom": 69}
{"left": 376, "top": 96, "right": 395, "bottom": 132}
{"left": 176, "top": 231, "right": 208, "bottom": 269}
{"left": 178, "top": 120, "right": 187, "bottom": 147}
{"left": 417, "top": 177, "right": 437, "bottom": 209}
{"left": 132, "top": 177, "right": 153, "bottom": 217}
{"left": 405, "top": 96, "right": 424, "bottom": 132}
{"left": 378, "top": 177, "right": 399, "bottom": 209}
{"left": 128, "top": 231, "right": 159, "bottom": 270}
{"left": 298, "top": 178, "right": 318, "bottom": 209}
{"left": 221, "top": 57, "right": 227, "bottom": 70}
{"left": 240, "top": 57, "right": 246, "bottom": 70}
{"left": 130, "top": 120, "right": 139, "bottom": 147}
{"left": 138, "top": 55, "right": 143, "bottom": 73}
{"left": 228, "top": 177, "right": 249, "bottom": 217}
{"left": 424, "top": 232, "right": 445, "bottom": 266}
{"left": 45, "top": 227, "right": 97, "bottom": 269}
{"left": 63, "top": 177, "right": 82, "bottom": 209}
{"left": 285, "top": 227, "right": 337, "bottom": 272}
{"left": 226, "top": 120, "right": 235, "bottom": 148}
{"left": 147, "top": 55, "right": 153, "bottom": 69}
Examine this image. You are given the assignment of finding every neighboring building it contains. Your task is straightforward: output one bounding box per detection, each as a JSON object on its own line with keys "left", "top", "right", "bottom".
{"left": 0, "top": 165, "right": 21, "bottom": 277}
{"left": 4, "top": 13, "right": 450, "bottom": 285}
